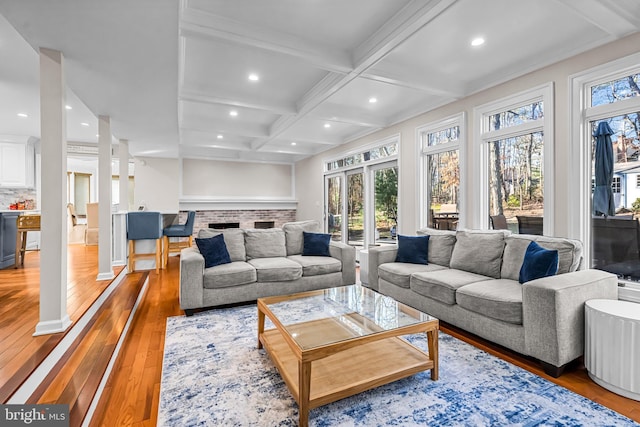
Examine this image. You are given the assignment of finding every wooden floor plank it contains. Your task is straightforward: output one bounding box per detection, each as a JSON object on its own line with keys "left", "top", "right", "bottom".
{"left": 0, "top": 245, "right": 123, "bottom": 403}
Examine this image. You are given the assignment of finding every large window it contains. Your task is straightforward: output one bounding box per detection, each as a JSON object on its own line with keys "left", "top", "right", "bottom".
{"left": 324, "top": 138, "right": 398, "bottom": 250}
{"left": 571, "top": 52, "right": 640, "bottom": 300}
{"left": 418, "top": 114, "right": 463, "bottom": 230}
{"left": 474, "top": 84, "right": 554, "bottom": 233}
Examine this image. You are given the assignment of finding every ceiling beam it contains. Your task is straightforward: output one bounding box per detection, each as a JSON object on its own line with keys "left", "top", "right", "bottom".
{"left": 252, "top": 0, "right": 459, "bottom": 151}
{"left": 180, "top": 7, "right": 352, "bottom": 73}
{"left": 555, "top": 0, "right": 640, "bottom": 37}
{"left": 180, "top": 91, "right": 295, "bottom": 115}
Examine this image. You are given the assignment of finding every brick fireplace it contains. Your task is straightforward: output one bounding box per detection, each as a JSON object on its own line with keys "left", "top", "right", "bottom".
{"left": 176, "top": 209, "right": 297, "bottom": 236}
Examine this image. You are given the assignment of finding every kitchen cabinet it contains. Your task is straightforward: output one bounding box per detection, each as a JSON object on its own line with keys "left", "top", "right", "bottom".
{"left": 0, "top": 211, "right": 19, "bottom": 269}
{"left": 0, "top": 141, "right": 35, "bottom": 188}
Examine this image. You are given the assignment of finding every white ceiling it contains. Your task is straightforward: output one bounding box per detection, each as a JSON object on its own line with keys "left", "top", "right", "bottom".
{"left": 0, "top": 0, "right": 639, "bottom": 163}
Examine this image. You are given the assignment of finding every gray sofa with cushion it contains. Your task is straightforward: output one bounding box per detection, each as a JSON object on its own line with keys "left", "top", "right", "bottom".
{"left": 179, "top": 220, "right": 356, "bottom": 315}
{"left": 367, "top": 228, "right": 618, "bottom": 376}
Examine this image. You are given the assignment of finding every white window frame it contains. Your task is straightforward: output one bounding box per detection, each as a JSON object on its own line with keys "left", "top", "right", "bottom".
{"left": 472, "top": 83, "right": 555, "bottom": 232}
{"left": 323, "top": 135, "right": 400, "bottom": 248}
{"left": 569, "top": 52, "right": 640, "bottom": 302}
{"left": 416, "top": 113, "right": 465, "bottom": 229}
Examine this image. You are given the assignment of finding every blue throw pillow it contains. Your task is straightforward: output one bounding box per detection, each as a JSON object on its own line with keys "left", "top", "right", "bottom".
{"left": 302, "top": 231, "right": 331, "bottom": 256}
{"left": 195, "top": 234, "right": 232, "bottom": 268}
{"left": 395, "top": 235, "right": 430, "bottom": 264}
{"left": 519, "top": 241, "right": 559, "bottom": 284}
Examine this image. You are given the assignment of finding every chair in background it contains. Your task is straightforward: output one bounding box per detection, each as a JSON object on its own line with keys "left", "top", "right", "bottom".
{"left": 127, "top": 211, "right": 163, "bottom": 273}
{"left": 84, "top": 202, "right": 99, "bottom": 245}
{"left": 516, "top": 215, "right": 543, "bottom": 235}
{"left": 162, "top": 211, "right": 196, "bottom": 268}
{"left": 592, "top": 216, "right": 640, "bottom": 278}
{"left": 490, "top": 214, "right": 509, "bottom": 230}
{"left": 67, "top": 203, "right": 86, "bottom": 244}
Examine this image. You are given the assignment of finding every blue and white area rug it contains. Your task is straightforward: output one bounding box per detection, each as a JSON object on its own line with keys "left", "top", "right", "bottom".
{"left": 158, "top": 305, "right": 638, "bottom": 426}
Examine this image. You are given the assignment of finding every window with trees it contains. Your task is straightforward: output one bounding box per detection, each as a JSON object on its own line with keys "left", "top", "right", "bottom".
{"left": 418, "top": 114, "right": 463, "bottom": 230}
{"left": 474, "top": 84, "right": 554, "bottom": 234}
{"left": 572, "top": 56, "right": 640, "bottom": 292}
{"left": 324, "top": 138, "right": 398, "bottom": 250}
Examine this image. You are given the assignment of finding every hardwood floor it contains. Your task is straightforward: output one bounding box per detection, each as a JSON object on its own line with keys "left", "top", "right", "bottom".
{"left": 0, "top": 244, "right": 123, "bottom": 403}
{"left": 2, "top": 247, "right": 640, "bottom": 425}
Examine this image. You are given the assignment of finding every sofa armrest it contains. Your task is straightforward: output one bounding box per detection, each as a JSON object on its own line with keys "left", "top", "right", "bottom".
{"left": 329, "top": 241, "right": 356, "bottom": 285}
{"left": 179, "top": 247, "right": 205, "bottom": 310}
{"left": 367, "top": 246, "right": 398, "bottom": 291}
{"left": 522, "top": 269, "right": 618, "bottom": 368}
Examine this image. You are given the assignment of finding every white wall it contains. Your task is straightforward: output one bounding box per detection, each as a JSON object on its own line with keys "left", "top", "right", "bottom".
{"left": 296, "top": 32, "right": 640, "bottom": 237}
{"left": 182, "top": 159, "right": 292, "bottom": 198}
{"left": 134, "top": 156, "right": 179, "bottom": 212}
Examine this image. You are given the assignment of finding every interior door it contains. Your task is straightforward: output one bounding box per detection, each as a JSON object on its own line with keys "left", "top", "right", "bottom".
{"left": 74, "top": 173, "right": 91, "bottom": 217}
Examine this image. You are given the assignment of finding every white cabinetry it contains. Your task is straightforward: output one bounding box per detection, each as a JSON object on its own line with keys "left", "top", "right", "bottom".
{"left": 0, "top": 140, "right": 35, "bottom": 188}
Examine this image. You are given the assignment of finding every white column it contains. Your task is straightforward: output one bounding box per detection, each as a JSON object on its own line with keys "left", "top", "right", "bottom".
{"left": 119, "top": 139, "right": 129, "bottom": 211}
{"left": 35, "top": 48, "right": 71, "bottom": 336}
{"left": 97, "top": 116, "right": 114, "bottom": 280}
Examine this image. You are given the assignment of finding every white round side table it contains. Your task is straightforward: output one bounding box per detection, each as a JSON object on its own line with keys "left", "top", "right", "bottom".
{"left": 585, "top": 299, "right": 640, "bottom": 401}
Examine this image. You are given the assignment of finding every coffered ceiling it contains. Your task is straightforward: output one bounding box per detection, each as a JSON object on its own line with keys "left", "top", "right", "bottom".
{"left": 0, "top": 0, "right": 639, "bottom": 163}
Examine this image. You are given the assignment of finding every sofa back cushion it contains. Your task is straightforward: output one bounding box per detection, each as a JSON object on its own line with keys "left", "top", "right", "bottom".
{"left": 501, "top": 234, "right": 583, "bottom": 280}
{"left": 282, "top": 220, "right": 320, "bottom": 255}
{"left": 450, "top": 230, "right": 508, "bottom": 278}
{"left": 416, "top": 227, "right": 457, "bottom": 267}
{"left": 198, "top": 228, "right": 246, "bottom": 262}
{"left": 245, "top": 228, "right": 287, "bottom": 259}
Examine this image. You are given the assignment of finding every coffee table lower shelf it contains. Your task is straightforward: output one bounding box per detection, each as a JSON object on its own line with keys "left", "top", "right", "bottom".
{"left": 260, "top": 328, "right": 434, "bottom": 413}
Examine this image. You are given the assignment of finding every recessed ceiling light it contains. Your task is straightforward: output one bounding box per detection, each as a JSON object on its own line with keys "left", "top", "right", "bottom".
{"left": 65, "top": 105, "right": 72, "bottom": 110}
{"left": 229, "top": 110, "right": 238, "bottom": 117}
{"left": 471, "top": 37, "right": 485, "bottom": 47}
{"left": 96, "top": 134, "right": 100, "bottom": 137}
{"left": 324, "top": 123, "right": 331, "bottom": 128}
{"left": 81, "top": 122, "right": 89, "bottom": 126}
{"left": 17, "top": 113, "right": 28, "bottom": 118}
{"left": 369, "top": 97, "right": 377, "bottom": 104}
{"left": 291, "top": 142, "right": 297, "bottom": 146}
{"left": 248, "top": 73, "right": 259, "bottom": 82}
{"left": 217, "top": 134, "right": 223, "bottom": 139}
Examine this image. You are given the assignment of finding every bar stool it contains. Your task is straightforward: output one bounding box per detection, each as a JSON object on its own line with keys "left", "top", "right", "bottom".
{"left": 162, "top": 211, "right": 196, "bottom": 268}
{"left": 15, "top": 214, "right": 41, "bottom": 268}
{"left": 126, "top": 211, "right": 163, "bottom": 273}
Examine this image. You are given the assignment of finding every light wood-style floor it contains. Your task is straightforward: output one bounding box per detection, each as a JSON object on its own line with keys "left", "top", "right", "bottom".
{"left": 1, "top": 246, "right": 639, "bottom": 425}
{"left": 0, "top": 245, "right": 124, "bottom": 403}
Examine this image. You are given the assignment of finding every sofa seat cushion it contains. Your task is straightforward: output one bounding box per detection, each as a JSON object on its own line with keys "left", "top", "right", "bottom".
{"left": 203, "top": 261, "right": 256, "bottom": 289}
{"left": 456, "top": 279, "right": 523, "bottom": 325}
{"left": 247, "top": 257, "right": 302, "bottom": 282}
{"left": 288, "top": 255, "right": 341, "bottom": 277}
{"left": 378, "top": 262, "right": 446, "bottom": 289}
{"left": 410, "top": 269, "right": 491, "bottom": 305}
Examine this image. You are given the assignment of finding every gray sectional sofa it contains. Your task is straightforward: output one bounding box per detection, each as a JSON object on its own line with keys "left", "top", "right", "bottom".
{"left": 367, "top": 228, "right": 618, "bottom": 376}
{"left": 179, "top": 220, "right": 356, "bottom": 315}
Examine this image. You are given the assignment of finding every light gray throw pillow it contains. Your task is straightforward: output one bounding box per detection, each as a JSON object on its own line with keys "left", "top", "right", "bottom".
{"left": 198, "top": 228, "right": 246, "bottom": 262}
{"left": 282, "top": 220, "right": 320, "bottom": 255}
{"left": 449, "top": 230, "right": 507, "bottom": 278}
{"left": 416, "top": 227, "right": 457, "bottom": 267}
{"left": 501, "top": 234, "right": 583, "bottom": 280}
{"left": 244, "top": 228, "right": 287, "bottom": 259}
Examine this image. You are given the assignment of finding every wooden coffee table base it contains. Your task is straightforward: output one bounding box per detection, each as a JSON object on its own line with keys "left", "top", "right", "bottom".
{"left": 258, "top": 314, "right": 438, "bottom": 427}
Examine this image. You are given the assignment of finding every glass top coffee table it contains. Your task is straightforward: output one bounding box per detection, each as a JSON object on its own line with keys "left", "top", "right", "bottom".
{"left": 257, "top": 284, "right": 439, "bottom": 427}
